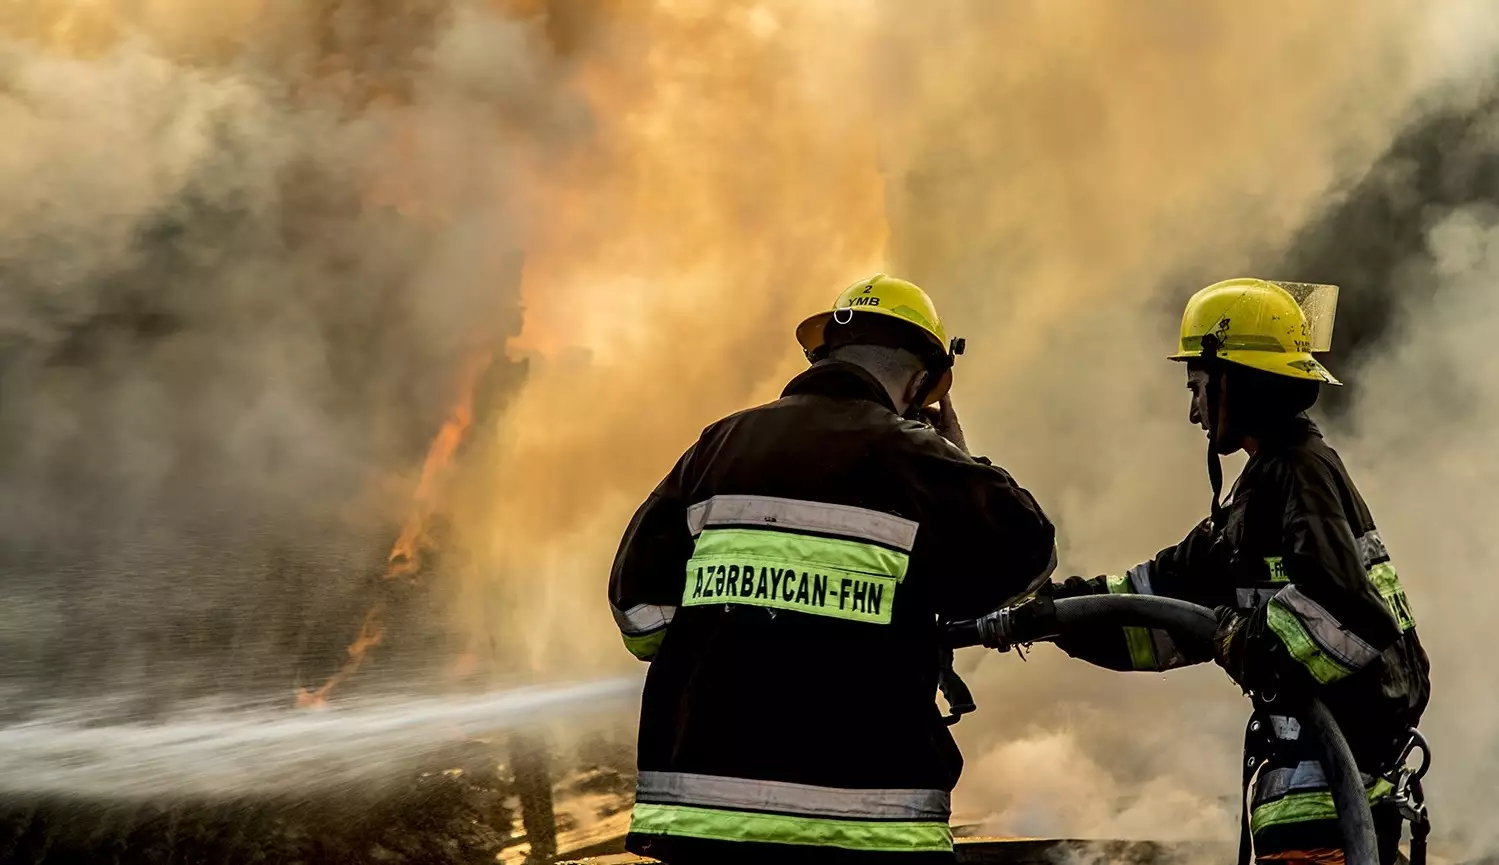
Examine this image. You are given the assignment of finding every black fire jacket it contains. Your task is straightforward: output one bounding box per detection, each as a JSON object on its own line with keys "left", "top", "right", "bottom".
{"left": 608, "top": 360, "right": 1056, "bottom": 865}
{"left": 1050, "top": 416, "right": 1430, "bottom": 854}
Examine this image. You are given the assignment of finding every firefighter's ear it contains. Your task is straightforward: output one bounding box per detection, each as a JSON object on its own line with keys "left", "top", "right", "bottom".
{"left": 902, "top": 369, "right": 930, "bottom": 408}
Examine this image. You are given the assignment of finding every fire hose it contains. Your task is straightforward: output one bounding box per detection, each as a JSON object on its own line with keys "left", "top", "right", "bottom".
{"left": 942, "top": 594, "right": 1382, "bottom": 865}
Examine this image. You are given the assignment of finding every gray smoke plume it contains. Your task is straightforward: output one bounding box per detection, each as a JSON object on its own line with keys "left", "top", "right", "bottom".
{"left": 1297, "top": 115, "right": 1499, "bottom": 855}
{"left": 0, "top": 4, "right": 574, "bottom": 709}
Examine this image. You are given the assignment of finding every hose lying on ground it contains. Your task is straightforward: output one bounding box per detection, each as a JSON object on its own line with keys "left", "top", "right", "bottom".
{"left": 943, "top": 594, "right": 1380, "bottom": 865}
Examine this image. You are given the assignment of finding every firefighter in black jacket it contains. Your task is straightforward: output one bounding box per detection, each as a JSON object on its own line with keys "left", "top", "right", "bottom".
{"left": 608, "top": 274, "right": 1057, "bottom": 864}
{"left": 1044, "top": 279, "right": 1430, "bottom": 865}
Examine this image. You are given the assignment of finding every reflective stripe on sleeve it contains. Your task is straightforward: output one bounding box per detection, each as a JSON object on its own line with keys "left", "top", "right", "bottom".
{"left": 621, "top": 629, "right": 666, "bottom": 660}
{"left": 1266, "top": 586, "right": 1381, "bottom": 685}
{"left": 611, "top": 602, "right": 676, "bottom": 635}
{"left": 1356, "top": 529, "right": 1391, "bottom": 568}
{"left": 635, "top": 772, "right": 950, "bottom": 822}
{"left": 611, "top": 602, "right": 676, "bottom": 660}
{"left": 685, "top": 495, "right": 919, "bottom": 551}
{"left": 1369, "top": 562, "right": 1417, "bottom": 632}
{"left": 1149, "top": 628, "right": 1189, "bottom": 670}
{"left": 1107, "top": 572, "right": 1163, "bottom": 671}
{"left": 1356, "top": 529, "right": 1416, "bottom": 631}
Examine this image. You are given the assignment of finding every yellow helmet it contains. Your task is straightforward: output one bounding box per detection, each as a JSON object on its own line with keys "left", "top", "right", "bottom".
{"left": 1169, "top": 278, "right": 1343, "bottom": 385}
{"left": 796, "top": 273, "right": 954, "bottom": 404}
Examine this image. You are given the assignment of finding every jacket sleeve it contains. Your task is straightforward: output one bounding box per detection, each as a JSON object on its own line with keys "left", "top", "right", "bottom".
{"left": 607, "top": 442, "right": 698, "bottom": 661}
{"left": 902, "top": 434, "right": 1057, "bottom": 621}
{"left": 1229, "top": 454, "right": 1401, "bottom": 691}
{"left": 1050, "top": 518, "right": 1225, "bottom": 672}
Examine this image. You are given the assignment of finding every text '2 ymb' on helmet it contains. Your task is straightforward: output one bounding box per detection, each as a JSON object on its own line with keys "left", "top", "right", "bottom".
{"left": 1169, "top": 277, "right": 1343, "bottom": 385}
{"left": 796, "top": 273, "right": 955, "bottom": 404}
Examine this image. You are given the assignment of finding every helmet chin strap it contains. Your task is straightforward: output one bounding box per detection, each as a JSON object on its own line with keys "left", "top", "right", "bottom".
{"left": 1202, "top": 333, "right": 1227, "bottom": 528}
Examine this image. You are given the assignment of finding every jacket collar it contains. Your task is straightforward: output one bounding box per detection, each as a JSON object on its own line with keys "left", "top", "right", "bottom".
{"left": 782, "top": 360, "right": 898, "bottom": 413}
{"left": 1253, "top": 413, "right": 1322, "bottom": 452}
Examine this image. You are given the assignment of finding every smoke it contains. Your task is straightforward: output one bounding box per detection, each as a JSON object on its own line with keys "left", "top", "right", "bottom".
{"left": 0, "top": 2, "right": 569, "bottom": 703}
{"left": 454, "top": 0, "right": 1499, "bottom": 851}
{"left": 6, "top": 0, "right": 1499, "bottom": 855}
{"left": 1328, "top": 198, "right": 1499, "bottom": 858}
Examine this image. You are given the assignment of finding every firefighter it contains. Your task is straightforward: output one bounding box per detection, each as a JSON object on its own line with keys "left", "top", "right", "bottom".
{"left": 608, "top": 274, "right": 1057, "bottom": 864}
{"left": 1043, "top": 279, "right": 1431, "bottom": 865}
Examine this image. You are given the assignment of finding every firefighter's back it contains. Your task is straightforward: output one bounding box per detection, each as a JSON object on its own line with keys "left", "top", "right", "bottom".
{"left": 618, "top": 360, "right": 1056, "bottom": 865}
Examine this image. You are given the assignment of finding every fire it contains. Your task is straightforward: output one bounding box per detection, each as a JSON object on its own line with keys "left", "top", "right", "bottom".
{"left": 298, "top": 350, "right": 494, "bottom": 708}
{"left": 386, "top": 350, "right": 492, "bottom": 583}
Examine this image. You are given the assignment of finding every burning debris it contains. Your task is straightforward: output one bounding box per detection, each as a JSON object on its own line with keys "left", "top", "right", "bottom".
{"left": 299, "top": 348, "right": 499, "bottom": 709}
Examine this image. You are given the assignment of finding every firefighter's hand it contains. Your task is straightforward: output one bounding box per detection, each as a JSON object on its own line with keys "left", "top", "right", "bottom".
{"left": 921, "top": 398, "right": 968, "bottom": 453}
{"left": 1212, "top": 605, "right": 1250, "bottom": 690}
{"left": 1042, "top": 576, "right": 1106, "bottom": 600}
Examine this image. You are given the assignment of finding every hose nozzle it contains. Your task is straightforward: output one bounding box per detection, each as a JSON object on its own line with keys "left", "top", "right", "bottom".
{"left": 943, "top": 597, "right": 1060, "bottom": 650}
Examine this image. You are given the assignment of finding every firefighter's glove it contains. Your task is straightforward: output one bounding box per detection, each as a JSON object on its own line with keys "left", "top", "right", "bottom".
{"left": 1212, "top": 605, "right": 1251, "bottom": 692}
{"left": 1038, "top": 577, "right": 1109, "bottom": 659}
{"left": 1005, "top": 596, "right": 1060, "bottom": 645}
{"left": 1044, "top": 576, "right": 1102, "bottom": 600}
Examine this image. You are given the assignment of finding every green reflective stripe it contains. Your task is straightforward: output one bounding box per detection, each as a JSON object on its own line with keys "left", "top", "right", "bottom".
{"left": 629, "top": 803, "right": 953, "bottom": 853}
{"left": 1266, "top": 599, "right": 1354, "bottom": 685}
{"left": 1105, "top": 575, "right": 1159, "bottom": 670}
{"left": 1122, "top": 625, "right": 1160, "bottom": 671}
{"left": 1369, "top": 562, "right": 1416, "bottom": 631}
{"left": 1264, "top": 556, "right": 1289, "bottom": 583}
{"left": 682, "top": 528, "right": 905, "bottom": 625}
{"left": 1251, "top": 779, "right": 1394, "bottom": 831}
{"left": 683, "top": 560, "right": 894, "bottom": 624}
{"left": 693, "top": 528, "right": 909, "bottom": 579}
{"left": 621, "top": 629, "right": 666, "bottom": 660}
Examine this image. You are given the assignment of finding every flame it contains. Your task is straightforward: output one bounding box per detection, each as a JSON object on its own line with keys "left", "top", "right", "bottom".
{"left": 298, "top": 349, "right": 493, "bottom": 708}
{"left": 387, "top": 350, "right": 491, "bottom": 582}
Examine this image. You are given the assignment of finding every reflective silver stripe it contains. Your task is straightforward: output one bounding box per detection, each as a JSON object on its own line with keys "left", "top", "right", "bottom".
{"left": 611, "top": 602, "right": 676, "bottom": 636}
{"left": 685, "top": 495, "right": 919, "bottom": 551}
{"left": 1268, "top": 715, "right": 1302, "bottom": 741}
{"left": 1254, "top": 760, "right": 1380, "bottom": 806}
{"left": 1151, "top": 629, "right": 1189, "bottom": 670}
{"left": 635, "top": 771, "right": 950, "bottom": 821}
{"left": 1236, "top": 587, "right": 1278, "bottom": 609}
{"left": 1273, "top": 585, "right": 1381, "bottom": 669}
{"left": 1357, "top": 529, "right": 1390, "bottom": 569}
{"left": 1125, "top": 561, "right": 1155, "bottom": 595}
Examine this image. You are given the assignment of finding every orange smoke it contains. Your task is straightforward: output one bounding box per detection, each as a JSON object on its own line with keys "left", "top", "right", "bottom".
{"left": 298, "top": 349, "right": 494, "bottom": 708}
